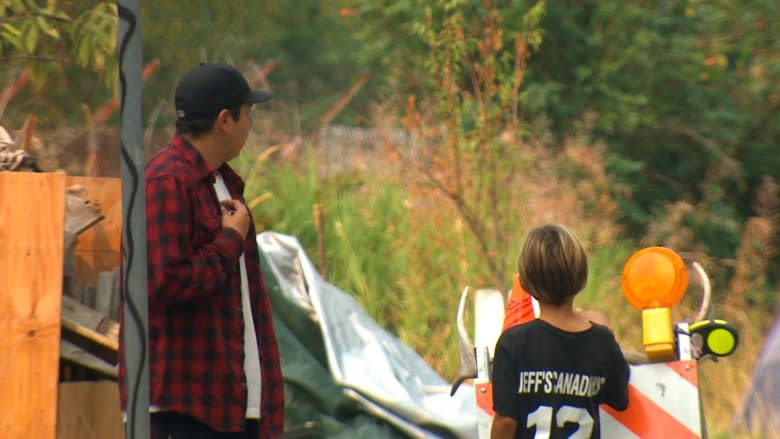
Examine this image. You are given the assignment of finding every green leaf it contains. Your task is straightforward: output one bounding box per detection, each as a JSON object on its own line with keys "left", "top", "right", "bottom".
{"left": 1, "top": 23, "right": 23, "bottom": 51}
{"left": 35, "top": 16, "right": 60, "bottom": 39}
{"left": 23, "top": 20, "right": 38, "bottom": 53}
{"left": 38, "top": 8, "right": 71, "bottom": 22}
{"left": 6, "top": 0, "right": 26, "bottom": 14}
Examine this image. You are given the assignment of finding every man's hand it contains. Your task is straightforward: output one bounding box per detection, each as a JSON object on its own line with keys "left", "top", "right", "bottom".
{"left": 220, "top": 199, "right": 250, "bottom": 238}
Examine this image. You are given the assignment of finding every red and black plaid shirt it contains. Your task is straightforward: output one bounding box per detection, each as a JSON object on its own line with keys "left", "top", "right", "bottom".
{"left": 119, "top": 134, "right": 284, "bottom": 437}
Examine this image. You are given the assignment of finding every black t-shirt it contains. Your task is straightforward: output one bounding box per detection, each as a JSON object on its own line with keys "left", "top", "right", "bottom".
{"left": 492, "top": 319, "right": 630, "bottom": 439}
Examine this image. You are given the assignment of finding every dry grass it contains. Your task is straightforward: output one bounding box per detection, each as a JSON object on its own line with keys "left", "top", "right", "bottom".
{"left": 703, "top": 177, "right": 780, "bottom": 437}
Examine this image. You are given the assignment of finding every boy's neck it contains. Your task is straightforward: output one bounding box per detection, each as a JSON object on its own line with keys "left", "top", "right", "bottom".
{"left": 537, "top": 297, "right": 591, "bottom": 332}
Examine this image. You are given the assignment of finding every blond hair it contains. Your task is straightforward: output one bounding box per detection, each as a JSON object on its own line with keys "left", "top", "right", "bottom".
{"left": 518, "top": 224, "right": 588, "bottom": 306}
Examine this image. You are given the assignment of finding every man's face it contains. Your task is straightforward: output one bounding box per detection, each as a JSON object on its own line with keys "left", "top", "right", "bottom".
{"left": 225, "top": 104, "right": 253, "bottom": 159}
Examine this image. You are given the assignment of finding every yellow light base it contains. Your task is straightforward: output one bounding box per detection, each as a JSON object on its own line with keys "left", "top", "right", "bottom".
{"left": 642, "top": 307, "right": 676, "bottom": 362}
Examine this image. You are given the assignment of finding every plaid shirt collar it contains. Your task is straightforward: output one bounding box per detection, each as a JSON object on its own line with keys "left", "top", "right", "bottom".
{"left": 169, "top": 133, "right": 245, "bottom": 192}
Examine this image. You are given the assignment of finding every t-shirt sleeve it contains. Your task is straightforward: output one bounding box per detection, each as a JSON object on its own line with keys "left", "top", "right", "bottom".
{"left": 601, "top": 331, "right": 630, "bottom": 410}
{"left": 491, "top": 332, "right": 522, "bottom": 420}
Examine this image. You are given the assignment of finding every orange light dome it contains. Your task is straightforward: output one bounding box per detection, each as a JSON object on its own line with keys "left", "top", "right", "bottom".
{"left": 622, "top": 246, "right": 688, "bottom": 309}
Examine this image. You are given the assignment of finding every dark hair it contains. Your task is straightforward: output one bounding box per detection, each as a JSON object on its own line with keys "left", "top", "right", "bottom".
{"left": 518, "top": 224, "right": 588, "bottom": 306}
{"left": 175, "top": 105, "right": 242, "bottom": 137}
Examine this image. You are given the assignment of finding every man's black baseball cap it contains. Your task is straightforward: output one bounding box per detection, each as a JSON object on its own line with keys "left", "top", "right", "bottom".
{"left": 174, "top": 63, "right": 272, "bottom": 121}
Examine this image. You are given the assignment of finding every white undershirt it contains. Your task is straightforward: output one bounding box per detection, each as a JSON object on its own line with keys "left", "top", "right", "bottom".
{"left": 214, "top": 171, "right": 262, "bottom": 419}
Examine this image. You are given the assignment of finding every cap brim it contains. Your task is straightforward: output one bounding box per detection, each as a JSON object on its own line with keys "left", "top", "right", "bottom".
{"left": 245, "top": 90, "right": 273, "bottom": 104}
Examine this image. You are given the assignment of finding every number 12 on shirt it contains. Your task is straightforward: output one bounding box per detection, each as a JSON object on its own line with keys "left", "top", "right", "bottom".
{"left": 526, "top": 405, "right": 594, "bottom": 439}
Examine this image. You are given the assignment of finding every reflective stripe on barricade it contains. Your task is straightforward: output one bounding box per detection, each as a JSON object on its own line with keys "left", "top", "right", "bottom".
{"left": 601, "top": 360, "right": 702, "bottom": 438}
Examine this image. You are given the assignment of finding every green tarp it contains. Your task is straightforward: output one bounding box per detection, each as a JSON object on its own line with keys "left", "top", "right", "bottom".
{"left": 257, "top": 232, "right": 477, "bottom": 439}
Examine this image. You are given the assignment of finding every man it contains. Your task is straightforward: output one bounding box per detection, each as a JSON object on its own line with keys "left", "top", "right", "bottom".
{"left": 119, "top": 63, "right": 284, "bottom": 438}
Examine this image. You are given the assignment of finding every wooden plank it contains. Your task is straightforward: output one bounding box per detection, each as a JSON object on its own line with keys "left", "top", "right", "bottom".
{"left": 95, "top": 268, "right": 121, "bottom": 321}
{"left": 60, "top": 319, "right": 118, "bottom": 365}
{"left": 65, "top": 176, "right": 121, "bottom": 285}
{"left": 63, "top": 184, "right": 105, "bottom": 280}
{"left": 64, "top": 184, "right": 105, "bottom": 239}
{"left": 95, "top": 271, "right": 115, "bottom": 315}
{"left": 60, "top": 294, "right": 118, "bottom": 364}
{"left": 61, "top": 295, "right": 119, "bottom": 342}
{"left": 56, "top": 381, "right": 125, "bottom": 439}
{"left": 0, "top": 171, "right": 65, "bottom": 439}
{"left": 60, "top": 340, "right": 118, "bottom": 379}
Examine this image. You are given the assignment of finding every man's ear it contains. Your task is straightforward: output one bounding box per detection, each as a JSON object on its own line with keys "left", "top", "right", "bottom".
{"left": 216, "top": 109, "right": 232, "bottom": 131}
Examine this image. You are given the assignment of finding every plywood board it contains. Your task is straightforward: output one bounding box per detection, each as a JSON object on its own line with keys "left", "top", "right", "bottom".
{"left": 56, "top": 381, "right": 125, "bottom": 439}
{"left": 65, "top": 176, "right": 122, "bottom": 284}
{"left": 0, "top": 171, "right": 65, "bottom": 439}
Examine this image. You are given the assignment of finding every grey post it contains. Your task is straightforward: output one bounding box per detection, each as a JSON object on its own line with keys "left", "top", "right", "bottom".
{"left": 118, "top": 1, "right": 150, "bottom": 438}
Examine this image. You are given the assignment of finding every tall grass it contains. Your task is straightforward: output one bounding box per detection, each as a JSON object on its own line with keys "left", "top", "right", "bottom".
{"left": 235, "top": 146, "right": 479, "bottom": 373}
{"left": 234, "top": 136, "right": 638, "bottom": 363}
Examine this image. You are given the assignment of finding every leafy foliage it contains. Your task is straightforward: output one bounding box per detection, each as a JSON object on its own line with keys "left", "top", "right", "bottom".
{"left": 0, "top": 0, "right": 117, "bottom": 87}
{"left": 520, "top": 1, "right": 780, "bottom": 268}
{"left": 346, "top": 0, "right": 551, "bottom": 288}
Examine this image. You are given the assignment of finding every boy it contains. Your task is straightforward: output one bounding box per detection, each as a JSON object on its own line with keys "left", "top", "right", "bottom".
{"left": 491, "top": 224, "right": 629, "bottom": 438}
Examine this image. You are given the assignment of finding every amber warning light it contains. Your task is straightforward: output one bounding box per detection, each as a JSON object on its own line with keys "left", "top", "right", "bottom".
{"left": 622, "top": 246, "right": 688, "bottom": 361}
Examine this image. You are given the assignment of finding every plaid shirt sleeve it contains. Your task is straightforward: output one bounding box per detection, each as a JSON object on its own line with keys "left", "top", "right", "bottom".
{"left": 146, "top": 174, "right": 245, "bottom": 304}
